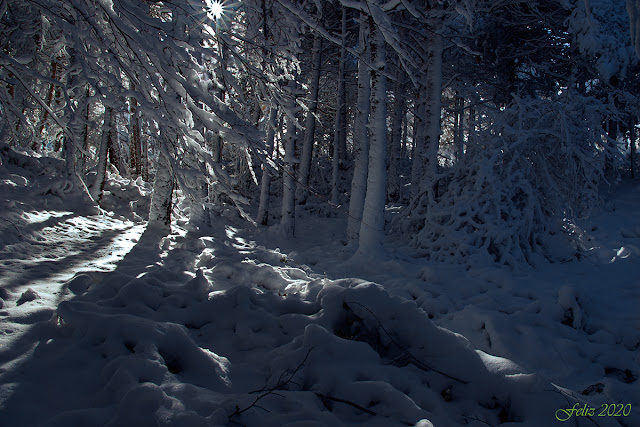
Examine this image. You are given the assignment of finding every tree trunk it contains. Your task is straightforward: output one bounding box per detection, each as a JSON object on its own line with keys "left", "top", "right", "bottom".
{"left": 356, "top": 18, "right": 387, "bottom": 257}
{"left": 79, "top": 86, "right": 91, "bottom": 175}
{"left": 212, "top": 124, "right": 224, "bottom": 164}
{"left": 410, "top": 89, "right": 426, "bottom": 205}
{"left": 280, "top": 81, "right": 298, "bottom": 237}
{"left": 409, "top": 32, "right": 443, "bottom": 209}
{"left": 35, "top": 58, "right": 60, "bottom": 151}
{"left": 347, "top": 16, "right": 371, "bottom": 242}
{"left": 149, "top": 150, "right": 175, "bottom": 232}
{"left": 467, "top": 104, "right": 476, "bottom": 149}
{"left": 129, "top": 95, "right": 143, "bottom": 177}
{"left": 630, "top": 115, "right": 636, "bottom": 179}
{"left": 296, "top": 31, "right": 323, "bottom": 204}
{"left": 257, "top": 107, "right": 278, "bottom": 225}
{"left": 387, "top": 71, "right": 405, "bottom": 202}
{"left": 455, "top": 95, "right": 465, "bottom": 166}
{"left": 142, "top": 120, "right": 150, "bottom": 181}
{"left": 400, "top": 104, "right": 408, "bottom": 159}
{"left": 331, "top": 7, "right": 348, "bottom": 205}
{"left": 63, "top": 134, "right": 76, "bottom": 182}
{"left": 422, "top": 33, "right": 443, "bottom": 187}
{"left": 62, "top": 51, "right": 85, "bottom": 189}
{"left": 108, "top": 120, "right": 128, "bottom": 176}
{"left": 605, "top": 118, "right": 617, "bottom": 177}
{"left": 91, "top": 106, "right": 113, "bottom": 201}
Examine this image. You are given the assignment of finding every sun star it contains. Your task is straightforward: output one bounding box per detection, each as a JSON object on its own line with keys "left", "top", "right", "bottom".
{"left": 206, "top": 0, "right": 224, "bottom": 19}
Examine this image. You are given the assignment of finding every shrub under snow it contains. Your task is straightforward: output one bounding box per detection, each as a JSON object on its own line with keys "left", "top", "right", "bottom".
{"left": 403, "top": 95, "right": 607, "bottom": 267}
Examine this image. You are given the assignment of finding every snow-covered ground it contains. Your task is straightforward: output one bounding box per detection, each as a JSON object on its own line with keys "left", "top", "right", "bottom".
{"left": 0, "top": 147, "right": 638, "bottom": 426}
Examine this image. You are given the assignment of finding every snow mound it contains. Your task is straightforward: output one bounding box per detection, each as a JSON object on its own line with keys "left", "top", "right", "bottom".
{"left": 99, "top": 171, "right": 152, "bottom": 220}
{"left": 0, "top": 143, "right": 97, "bottom": 215}
{"left": 34, "top": 265, "right": 569, "bottom": 426}
{"left": 2, "top": 188, "right": 638, "bottom": 425}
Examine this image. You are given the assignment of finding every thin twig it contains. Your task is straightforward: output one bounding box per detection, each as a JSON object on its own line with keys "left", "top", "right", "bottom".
{"left": 232, "top": 348, "right": 314, "bottom": 417}
{"left": 461, "top": 414, "right": 495, "bottom": 426}
{"left": 1, "top": 218, "right": 22, "bottom": 238}
{"left": 314, "top": 392, "right": 377, "bottom": 416}
{"left": 545, "top": 387, "right": 602, "bottom": 427}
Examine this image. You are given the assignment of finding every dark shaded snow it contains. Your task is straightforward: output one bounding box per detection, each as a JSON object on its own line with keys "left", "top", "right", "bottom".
{"left": 0, "top": 148, "right": 638, "bottom": 426}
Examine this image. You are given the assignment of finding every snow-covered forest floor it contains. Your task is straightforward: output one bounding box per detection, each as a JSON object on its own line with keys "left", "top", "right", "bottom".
{"left": 0, "top": 148, "right": 639, "bottom": 426}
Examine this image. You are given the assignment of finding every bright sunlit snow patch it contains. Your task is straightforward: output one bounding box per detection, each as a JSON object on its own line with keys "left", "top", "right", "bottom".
{"left": 22, "top": 210, "right": 73, "bottom": 225}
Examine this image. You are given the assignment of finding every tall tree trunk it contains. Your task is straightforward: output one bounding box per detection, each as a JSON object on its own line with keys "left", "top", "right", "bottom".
{"left": 108, "top": 120, "right": 127, "bottom": 176}
{"left": 331, "top": 7, "right": 348, "bottom": 205}
{"left": 91, "top": 106, "right": 113, "bottom": 201}
{"left": 149, "top": 149, "right": 175, "bottom": 232}
{"left": 455, "top": 94, "right": 465, "bottom": 166}
{"left": 296, "top": 31, "right": 323, "bottom": 204}
{"left": 356, "top": 18, "right": 387, "bottom": 257}
{"left": 35, "top": 58, "right": 60, "bottom": 151}
{"left": 467, "top": 104, "right": 476, "bottom": 149}
{"left": 347, "top": 16, "right": 370, "bottom": 241}
{"left": 257, "top": 107, "right": 278, "bottom": 225}
{"left": 605, "top": 118, "right": 618, "bottom": 177}
{"left": 79, "top": 86, "right": 91, "bottom": 175}
{"left": 212, "top": 130, "right": 224, "bottom": 164}
{"left": 410, "top": 89, "right": 426, "bottom": 205}
{"left": 422, "top": 33, "right": 443, "bottom": 188}
{"left": 400, "top": 104, "right": 408, "bottom": 159}
{"left": 129, "top": 94, "right": 143, "bottom": 177}
{"left": 410, "top": 32, "right": 443, "bottom": 209}
{"left": 630, "top": 115, "right": 636, "bottom": 179}
{"left": 142, "top": 120, "right": 150, "bottom": 181}
{"left": 280, "top": 81, "right": 298, "bottom": 237}
{"left": 62, "top": 51, "right": 86, "bottom": 190}
{"left": 387, "top": 71, "right": 405, "bottom": 202}
{"left": 63, "top": 134, "right": 76, "bottom": 182}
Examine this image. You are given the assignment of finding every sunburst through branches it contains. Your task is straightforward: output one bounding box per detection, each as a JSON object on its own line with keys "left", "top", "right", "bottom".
{"left": 205, "top": 0, "right": 226, "bottom": 20}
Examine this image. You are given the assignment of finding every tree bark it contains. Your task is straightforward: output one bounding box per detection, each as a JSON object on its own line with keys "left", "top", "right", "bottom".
{"left": 280, "top": 81, "right": 298, "bottom": 237}
{"left": 630, "top": 115, "right": 636, "bottom": 179}
{"left": 35, "top": 58, "right": 60, "bottom": 151}
{"left": 410, "top": 89, "right": 426, "bottom": 205}
{"left": 356, "top": 18, "right": 387, "bottom": 257}
{"left": 347, "top": 16, "right": 371, "bottom": 242}
{"left": 91, "top": 106, "right": 113, "bottom": 201}
{"left": 149, "top": 150, "right": 175, "bottom": 232}
{"left": 387, "top": 71, "right": 405, "bottom": 202}
{"left": 108, "top": 121, "right": 128, "bottom": 176}
{"left": 605, "top": 118, "right": 618, "bottom": 177}
{"left": 400, "top": 103, "right": 408, "bottom": 159}
{"left": 455, "top": 95, "right": 464, "bottom": 166}
{"left": 79, "top": 86, "right": 91, "bottom": 175}
{"left": 296, "top": 31, "right": 323, "bottom": 204}
{"left": 129, "top": 94, "right": 143, "bottom": 177}
{"left": 257, "top": 107, "right": 278, "bottom": 225}
{"left": 409, "top": 31, "right": 443, "bottom": 209}
{"left": 331, "top": 7, "right": 348, "bottom": 206}
{"left": 422, "top": 33, "right": 443, "bottom": 187}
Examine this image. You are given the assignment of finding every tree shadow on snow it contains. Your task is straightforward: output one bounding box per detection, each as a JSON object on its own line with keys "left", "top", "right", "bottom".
{"left": 0, "top": 225, "right": 168, "bottom": 426}
{"left": 0, "top": 225, "right": 136, "bottom": 293}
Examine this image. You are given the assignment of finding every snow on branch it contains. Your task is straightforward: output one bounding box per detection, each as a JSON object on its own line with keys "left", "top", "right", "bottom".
{"left": 401, "top": 94, "right": 607, "bottom": 267}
